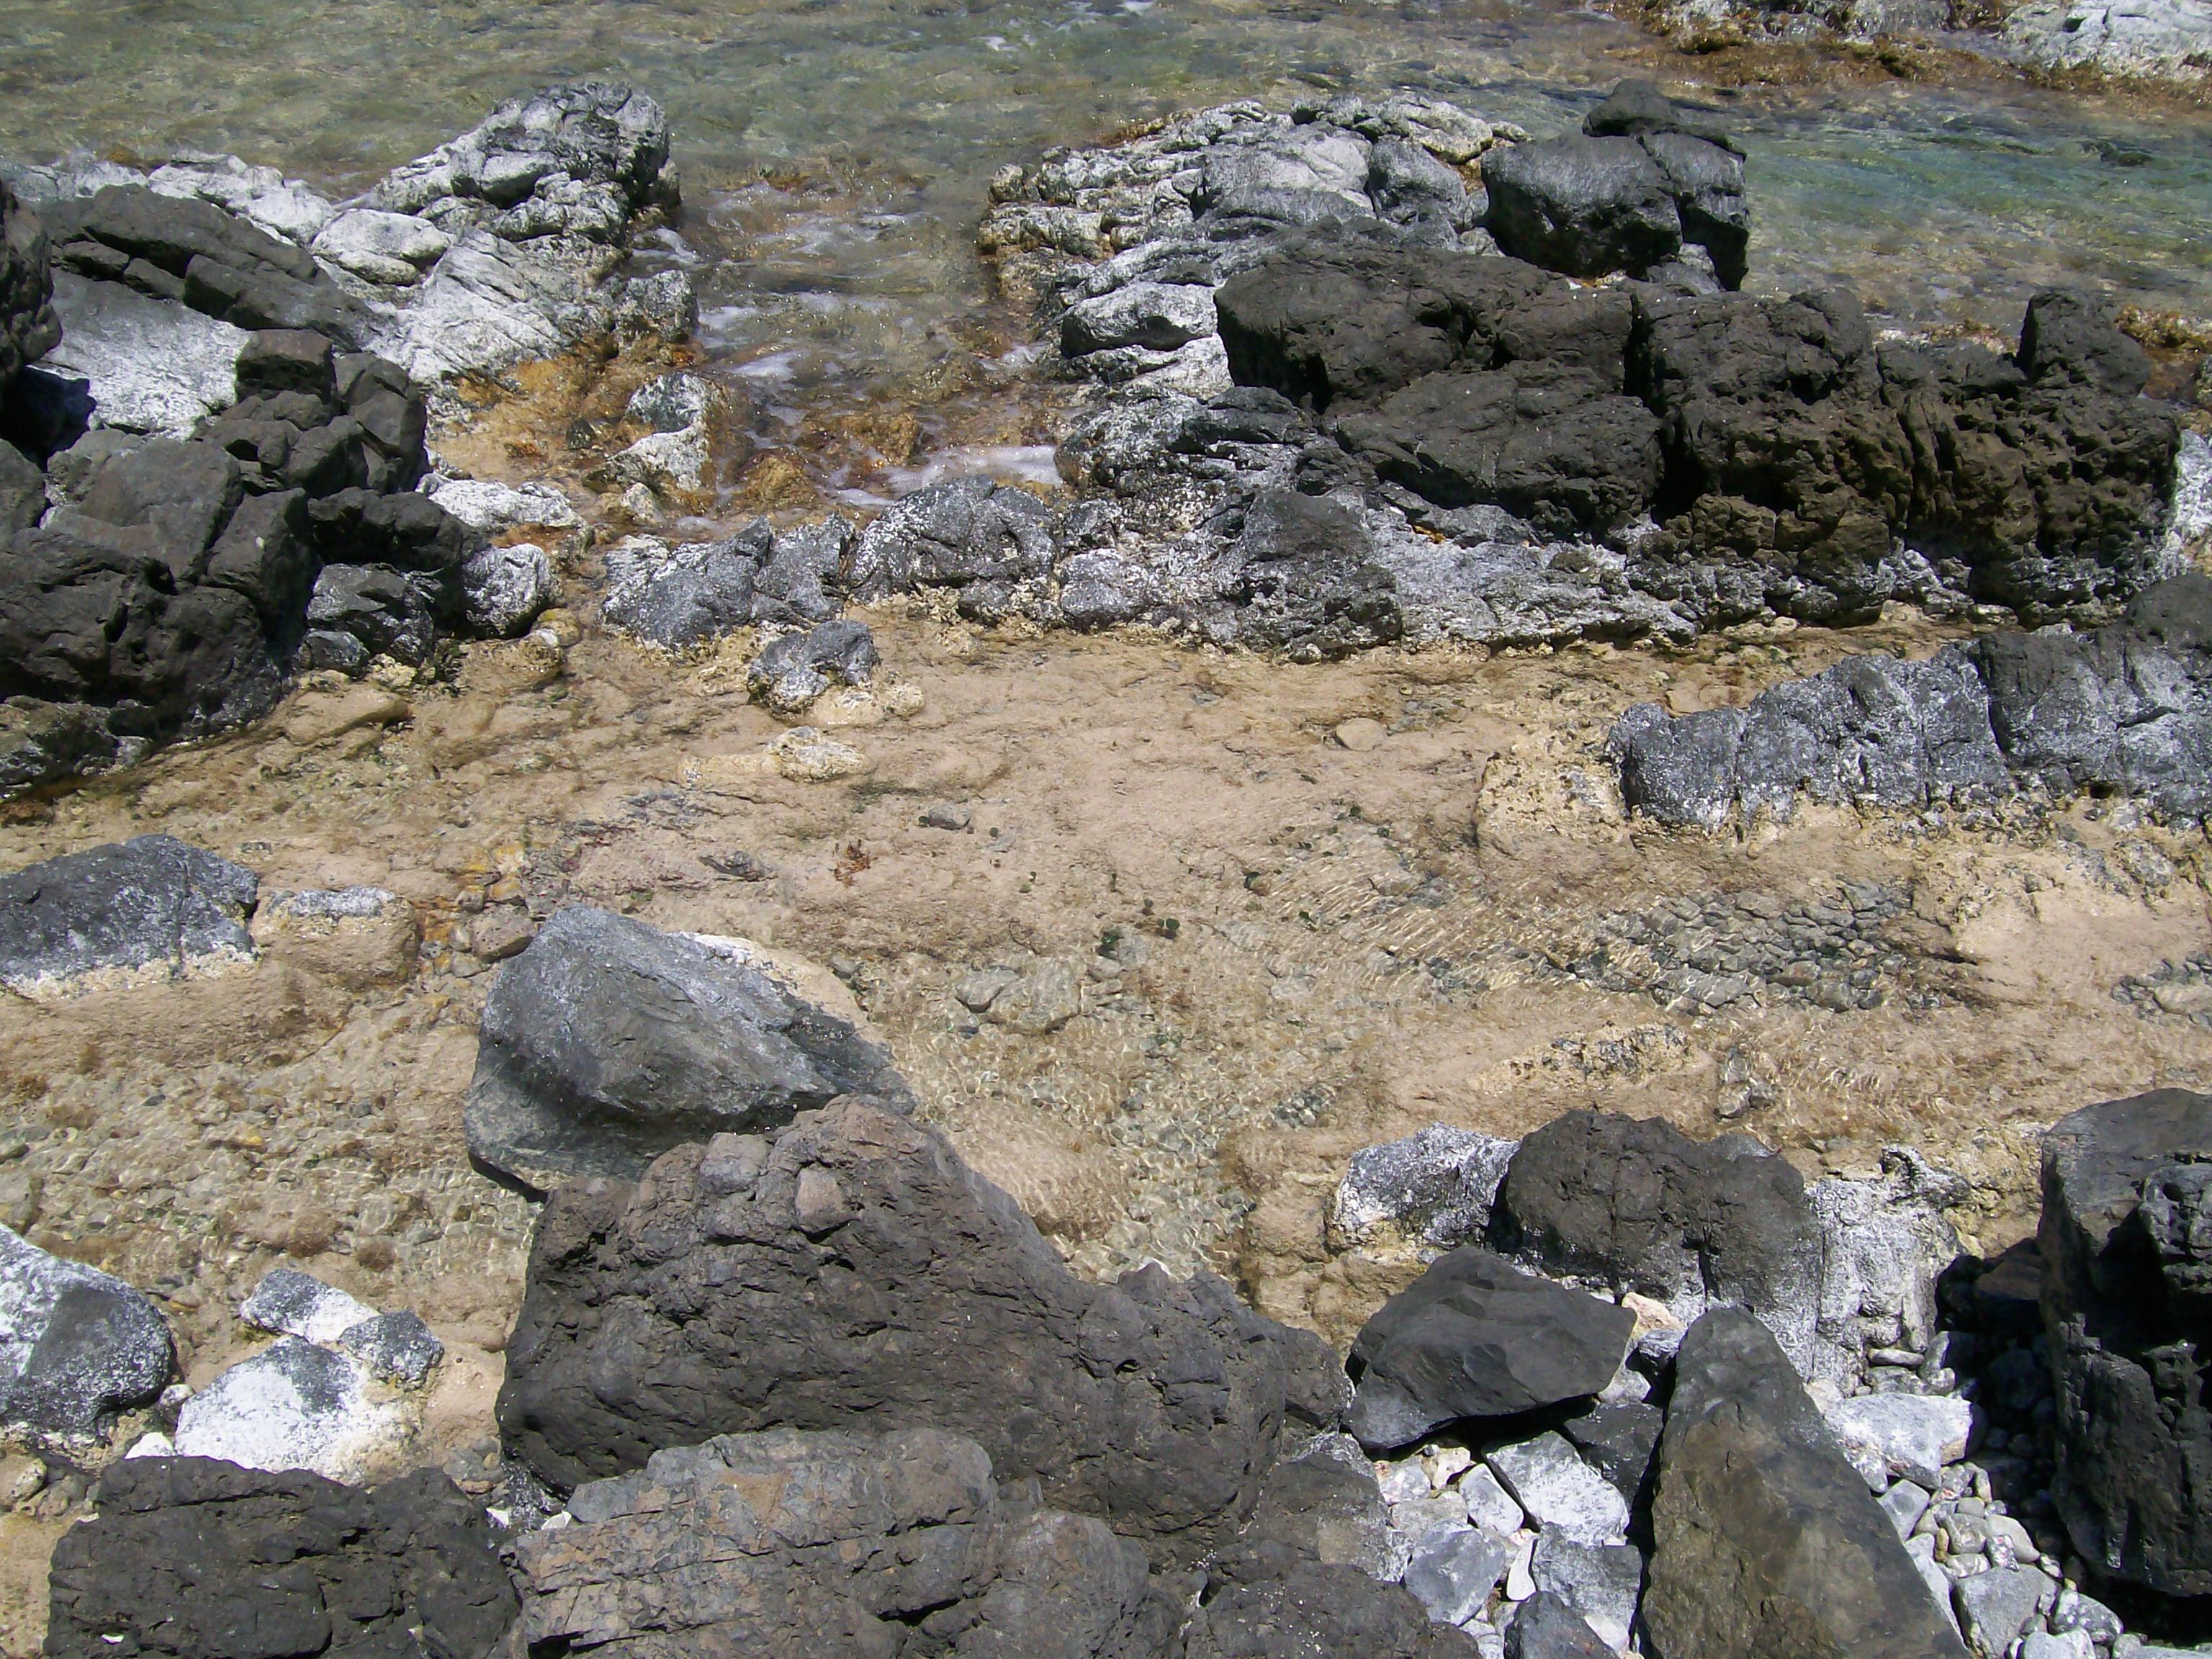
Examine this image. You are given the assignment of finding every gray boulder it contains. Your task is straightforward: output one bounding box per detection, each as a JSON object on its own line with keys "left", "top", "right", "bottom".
{"left": 601, "top": 531, "right": 762, "bottom": 648}
{"left": 1331, "top": 1125, "right": 1519, "bottom": 1251}
{"left": 1642, "top": 1307, "right": 1969, "bottom": 1659}
{"left": 1506, "top": 1591, "right": 1614, "bottom": 1659}
{"left": 845, "top": 475, "right": 1056, "bottom": 601}
{"left": 1233, "top": 1442, "right": 1395, "bottom": 1580}
{"left": 2040, "top": 1089, "right": 2212, "bottom": 1595}
{"left": 497, "top": 1097, "right": 1346, "bottom": 1565}
{"left": 45, "top": 1457, "right": 517, "bottom": 1659}
{"left": 0, "top": 835, "right": 257, "bottom": 999}
{"left": 0, "top": 1225, "right": 173, "bottom": 1440}
{"left": 1489, "top": 1110, "right": 1825, "bottom": 1373}
{"left": 1183, "top": 1545, "right": 1483, "bottom": 1659}
{"left": 1482, "top": 135, "right": 1683, "bottom": 281}
{"left": 465, "top": 906, "right": 912, "bottom": 1195}
{"left": 1346, "top": 1248, "right": 1636, "bottom": 1452}
{"left": 513, "top": 1426, "right": 1177, "bottom": 1659}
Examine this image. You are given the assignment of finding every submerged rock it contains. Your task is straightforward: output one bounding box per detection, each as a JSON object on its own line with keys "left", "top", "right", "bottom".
{"left": 0, "top": 1225, "right": 173, "bottom": 1441}
{"left": 0, "top": 835, "right": 257, "bottom": 999}
{"left": 171, "top": 1336, "right": 413, "bottom": 1480}
{"left": 498, "top": 1097, "right": 1345, "bottom": 1563}
{"left": 45, "top": 1457, "right": 517, "bottom": 1659}
{"left": 466, "top": 906, "right": 912, "bottom": 1194}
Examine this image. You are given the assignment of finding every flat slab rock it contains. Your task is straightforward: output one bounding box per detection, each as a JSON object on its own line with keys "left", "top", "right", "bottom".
{"left": 497, "top": 1098, "right": 1346, "bottom": 1565}
{"left": 45, "top": 1455, "right": 516, "bottom": 1659}
{"left": 0, "top": 835, "right": 257, "bottom": 999}
{"left": 1346, "top": 1247, "right": 1635, "bottom": 1451}
{"left": 0, "top": 1223, "right": 173, "bottom": 1439}
{"left": 516, "top": 1425, "right": 1176, "bottom": 1659}
{"left": 465, "top": 904, "right": 912, "bottom": 1194}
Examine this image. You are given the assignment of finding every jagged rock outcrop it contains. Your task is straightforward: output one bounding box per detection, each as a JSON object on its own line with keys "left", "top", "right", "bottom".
{"left": 2040, "top": 1089, "right": 2212, "bottom": 1596}
{"left": 466, "top": 907, "right": 912, "bottom": 1194}
{"left": 1, "top": 180, "right": 59, "bottom": 392}
{"left": 1609, "top": 572, "right": 2212, "bottom": 825}
{"left": 498, "top": 1098, "right": 1346, "bottom": 1564}
{"left": 45, "top": 1457, "right": 518, "bottom": 1659}
{"left": 1642, "top": 1308, "right": 1970, "bottom": 1659}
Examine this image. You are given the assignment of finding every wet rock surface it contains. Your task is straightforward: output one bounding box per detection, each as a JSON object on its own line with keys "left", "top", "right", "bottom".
{"left": 498, "top": 1097, "right": 1340, "bottom": 1563}
{"left": 0, "top": 834, "right": 257, "bottom": 999}
{"left": 0, "top": 1223, "right": 172, "bottom": 1442}
{"left": 45, "top": 1457, "right": 517, "bottom": 1659}
{"left": 465, "top": 906, "right": 912, "bottom": 1194}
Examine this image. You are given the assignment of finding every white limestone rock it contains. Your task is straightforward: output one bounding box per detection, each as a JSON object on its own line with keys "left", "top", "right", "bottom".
{"left": 172, "top": 1336, "right": 414, "bottom": 1481}
{"left": 44, "top": 271, "right": 247, "bottom": 436}
{"left": 1485, "top": 1434, "right": 1629, "bottom": 1547}
{"left": 1822, "top": 1393, "right": 1974, "bottom": 1491}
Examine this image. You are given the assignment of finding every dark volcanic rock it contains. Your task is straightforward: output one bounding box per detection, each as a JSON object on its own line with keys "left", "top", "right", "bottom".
{"left": 0, "top": 834, "right": 256, "bottom": 998}
{"left": 46, "top": 186, "right": 369, "bottom": 344}
{"left": 1642, "top": 1307, "right": 1969, "bottom": 1659}
{"left": 1483, "top": 135, "right": 1682, "bottom": 280}
{"left": 512, "top": 1426, "right": 1178, "bottom": 1659}
{"left": 1490, "top": 1110, "right": 1823, "bottom": 1371}
{"left": 497, "top": 1097, "right": 1343, "bottom": 1564}
{"left": 1562, "top": 1400, "right": 1666, "bottom": 1506}
{"left": 747, "top": 617, "right": 878, "bottom": 713}
{"left": 0, "top": 1224, "right": 173, "bottom": 1439}
{"left": 1609, "top": 574, "right": 2212, "bottom": 824}
{"left": 1, "top": 181, "right": 60, "bottom": 392}
{"left": 1506, "top": 1591, "right": 1616, "bottom": 1659}
{"left": 845, "top": 475, "right": 1056, "bottom": 603}
{"left": 1213, "top": 488, "right": 1402, "bottom": 659}
{"left": 1345, "top": 1247, "right": 1637, "bottom": 1451}
{"left": 465, "top": 905, "right": 912, "bottom": 1195}
{"left": 45, "top": 1456, "right": 517, "bottom": 1659}
{"left": 2040, "top": 1089, "right": 2212, "bottom": 1596}
{"left": 1183, "top": 1542, "right": 1483, "bottom": 1659}
{"left": 1336, "top": 365, "right": 1662, "bottom": 537}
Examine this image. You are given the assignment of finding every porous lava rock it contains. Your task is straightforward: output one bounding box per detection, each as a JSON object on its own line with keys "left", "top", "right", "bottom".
{"left": 497, "top": 1098, "right": 1346, "bottom": 1564}
{"left": 44, "top": 1456, "right": 517, "bottom": 1659}
{"left": 465, "top": 906, "right": 911, "bottom": 1194}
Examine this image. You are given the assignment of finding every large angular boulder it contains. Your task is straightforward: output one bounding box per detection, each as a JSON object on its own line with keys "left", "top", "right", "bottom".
{"left": 465, "top": 907, "right": 912, "bottom": 1194}
{"left": 2040, "top": 1089, "right": 2212, "bottom": 1596}
{"left": 1488, "top": 1110, "right": 1824, "bottom": 1372}
{"left": 1210, "top": 487, "right": 1402, "bottom": 660}
{"left": 1182, "top": 1545, "right": 1483, "bottom": 1659}
{"left": 0, "top": 1225, "right": 173, "bottom": 1440}
{"left": 0, "top": 835, "right": 257, "bottom": 999}
{"left": 1, "top": 180, "right": 60, "bottom": 392}
{"left": 512, "top": 1426, "right": 1178, "bottom": 1659}
{"left": 1642, "top": 1308, "right": 1970, "bottom": 1659}
{"left": 843, "top": 475, "right": 1057, "bottom": 604}
{"left": 1346, "top": 1248, "right": 1636, "bottom": 1451}
{"left": 497, "top": 1098, "right": 1345, "bottom": 1564}
{"left": 45, "top": 1457, "right": 517, "bottom": 1659}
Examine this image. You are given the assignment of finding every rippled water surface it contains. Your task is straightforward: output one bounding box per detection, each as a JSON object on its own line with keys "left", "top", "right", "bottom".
{"left": 3, "top": 0, "right": 2208, "bottom": 444}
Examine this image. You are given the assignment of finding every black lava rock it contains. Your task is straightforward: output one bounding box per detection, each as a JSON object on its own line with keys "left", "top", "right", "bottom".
{"left": 497, "top": 1097, "right": 1345, "bottom": 1565}
{"left": 1346, "top": 1248, "right": 1637, "bottom": 1452}
{"left": 1642, "top": 1308, "right": 1970, "bottom": 1658}
{"left": 0, "top": 181, "right": 60, "bottom": 394}
{"left": 2041, "top": 1089, "right": 2212, "bottom": 1596}
{"left": 45, "top": 1457, "right": 517, "bottom": 1659}
{"left": 465, "top": 904, "right": 913, "bottom": 1195}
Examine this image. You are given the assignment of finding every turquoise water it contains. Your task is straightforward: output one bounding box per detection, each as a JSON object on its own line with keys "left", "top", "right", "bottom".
{"left": 2, "top": 0, "right": 2206, "bottom": 442}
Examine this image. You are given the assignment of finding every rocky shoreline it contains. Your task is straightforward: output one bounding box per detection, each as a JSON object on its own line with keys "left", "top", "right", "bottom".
{"left": 0, "top": 63, "right": 2208, "bottom": 1659}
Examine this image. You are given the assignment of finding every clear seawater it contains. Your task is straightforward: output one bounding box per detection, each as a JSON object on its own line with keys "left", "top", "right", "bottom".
{"left": 2, "top": 0, "right": 2206, "bottom": 467}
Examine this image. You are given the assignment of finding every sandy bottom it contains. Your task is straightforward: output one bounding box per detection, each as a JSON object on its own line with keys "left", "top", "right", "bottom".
{"left": 1, "top": 590, "right": 2208, "bottom": 1652}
